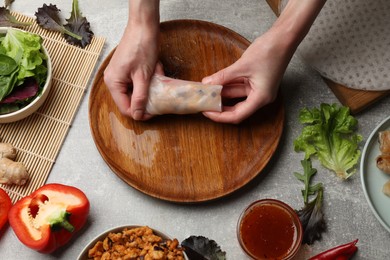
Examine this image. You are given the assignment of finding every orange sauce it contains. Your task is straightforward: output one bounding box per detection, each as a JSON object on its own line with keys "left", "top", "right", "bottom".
{"left": 239, "top": 202, "right": 300, "bottom": 259}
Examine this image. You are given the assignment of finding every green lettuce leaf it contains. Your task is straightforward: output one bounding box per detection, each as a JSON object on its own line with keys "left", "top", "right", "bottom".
{"left": 0, "top": 53, "right": 18, "bottom": 76}
{"left": 0, "top": 102, "right": 18, "bottom": 114}
{"left": 0, "top": 27, "right": 47, "bottom": 113}
{"left": 0, "top": 68, "right": 18, "bottom": 100}
{"left": 1, "top": 27, "right": 46, "bottom": 86}
{"left": 294, "top": 103, "right": 362, "bottom": 179}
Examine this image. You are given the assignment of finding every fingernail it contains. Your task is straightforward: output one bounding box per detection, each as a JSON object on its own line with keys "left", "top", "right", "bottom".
{"left": 202, "top": 76, "right": 212, "bottom": 84}
{"left": 202, "top": 112, "right": 210, "bottom": 118}
{"left": 133, "top": 110, "right": 143, "bottom": 120}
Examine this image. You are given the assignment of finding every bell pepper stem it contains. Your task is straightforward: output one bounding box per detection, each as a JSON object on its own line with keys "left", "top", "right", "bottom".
{"left": 58, "top": 218, "right": 75, "bottom": 232}
{"left": 50, "top": 211, "right": 75, "bottom": 233}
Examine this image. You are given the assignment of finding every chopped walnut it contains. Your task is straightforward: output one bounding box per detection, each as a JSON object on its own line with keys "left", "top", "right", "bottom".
{"left": 87, "top": 226, "right": 185, "bottom": 260}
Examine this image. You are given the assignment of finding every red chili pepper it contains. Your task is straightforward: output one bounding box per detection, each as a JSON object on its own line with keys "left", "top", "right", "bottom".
{"left": 8, "top": 183, "right": 90, "bottom": 253}
{"left": 309, "top": 239, "right": 358, "bottom": 260}
{"left": 0, "top": 188, "right": 12, "bottom": 231}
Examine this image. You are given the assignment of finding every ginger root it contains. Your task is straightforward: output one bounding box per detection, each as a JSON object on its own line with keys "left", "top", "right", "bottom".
{"left": 0, "top": 158, "right": 28, "bottom": 185}
{"left": 0, "top": 143, "right": 28, "bottom": 185}
{"left": 0, "top": 143, "right": 17, "bottom": 160}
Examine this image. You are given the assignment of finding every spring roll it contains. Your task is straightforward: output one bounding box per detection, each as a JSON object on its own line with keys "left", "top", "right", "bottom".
{"left": 377, "top": 154, "right": 390, "bottom": 174}
{"left": 383, "top": 180, "right": 390, "bottom": 197}
{"left": 145, "top": 74, "right": 222, "bottom": 115}
{"left": 378, "top": 130, "right": 390, "bottom": 155}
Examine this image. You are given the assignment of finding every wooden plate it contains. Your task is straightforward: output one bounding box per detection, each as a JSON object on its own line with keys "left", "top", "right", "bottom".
{"left": 89, "top": 20, "right": 284, "bottom": 203}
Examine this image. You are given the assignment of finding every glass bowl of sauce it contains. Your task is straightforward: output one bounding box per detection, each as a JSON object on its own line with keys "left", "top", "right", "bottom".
{"left": 237, "top": 199, "right": 303, "bottom": 260}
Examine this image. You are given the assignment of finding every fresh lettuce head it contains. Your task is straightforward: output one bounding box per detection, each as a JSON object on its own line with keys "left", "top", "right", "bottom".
{"left": 0, "top": 27, "right": 47, "bottom": 86}
{"left": 294, "top": 103, "right": 362, "bottom": 179}
{"left": 0, "top": 28, "right": 48, "bottom": 114}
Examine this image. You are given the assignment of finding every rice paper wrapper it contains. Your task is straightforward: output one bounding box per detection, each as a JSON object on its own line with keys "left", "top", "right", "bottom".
{"left": 146, "top": 75, "right": 222, "bottom": 115}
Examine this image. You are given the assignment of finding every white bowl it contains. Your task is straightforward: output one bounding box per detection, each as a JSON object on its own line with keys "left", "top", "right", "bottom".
{"left": 77, "top": 225, "right": 188, "bottom": 260}
{"left": 0, "top": 27, "right": 52, "bottom": 124}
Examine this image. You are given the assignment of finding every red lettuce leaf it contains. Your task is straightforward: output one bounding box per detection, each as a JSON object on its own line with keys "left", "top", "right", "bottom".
{"left": 0, "top": 7, "right": 32, "bottom": 27}
{"left": 63, "top": 0, "right": 93, "bottom": 48}
{"left": 181, "top": 236, "right": 226, "bottom": 260}
{"left": 0, "top": 78, "right": 38, "bottom": 104}
{"left": 35, "top": 4, "right": 83, "bottom": 42}
{"left": 4, "top": 0, "right": 15, "bottom": 8}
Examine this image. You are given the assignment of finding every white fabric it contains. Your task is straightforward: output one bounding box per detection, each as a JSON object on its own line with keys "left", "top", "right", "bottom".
{"left": 281, "top": 0, "right": 390, "bottom": 90}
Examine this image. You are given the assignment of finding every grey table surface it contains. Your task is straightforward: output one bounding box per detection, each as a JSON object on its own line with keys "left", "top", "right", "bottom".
{"left": 1, "top": 0, "right": 390, "bottom": 259}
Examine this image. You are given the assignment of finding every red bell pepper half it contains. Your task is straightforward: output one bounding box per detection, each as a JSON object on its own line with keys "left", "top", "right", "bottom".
{"left": 0, "top": 188, "right": 12, "bottom": 231}
{"left": 8, "top": 183, "right": 90, "bottom": 253}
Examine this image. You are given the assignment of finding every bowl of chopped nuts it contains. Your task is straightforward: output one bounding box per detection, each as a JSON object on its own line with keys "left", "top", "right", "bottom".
{"left": 77, "top": 225, "right": 188, "bottom": 260}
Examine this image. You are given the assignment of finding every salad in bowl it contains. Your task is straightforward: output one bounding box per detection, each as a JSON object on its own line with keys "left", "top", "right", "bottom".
{"left": 0, "top": 27, "right": 52, "bottom": 123}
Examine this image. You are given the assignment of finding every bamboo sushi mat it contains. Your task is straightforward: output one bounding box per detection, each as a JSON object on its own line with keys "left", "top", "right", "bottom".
{"left": 0, "top": 13, "right": 105, "bottom": 203}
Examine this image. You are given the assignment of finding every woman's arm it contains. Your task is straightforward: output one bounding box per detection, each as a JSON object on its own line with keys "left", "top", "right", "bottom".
{"left": 269, "top": 0, "right": 327, "bottom": 54}
{"left": 202, "top": 0, "right": 327, "bottom": 124}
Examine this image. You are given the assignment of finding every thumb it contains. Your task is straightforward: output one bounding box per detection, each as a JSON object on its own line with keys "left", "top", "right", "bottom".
{"left": 202, "top": 63, "right": 243, "bottom": 85}
{"left": 131, "top": 71, "right": 151, "bottom": 120}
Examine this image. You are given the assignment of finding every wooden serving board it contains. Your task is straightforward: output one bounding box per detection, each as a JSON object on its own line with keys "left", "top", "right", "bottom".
{"left": 89, "top": 20, "right": 284, "bottom": 203}
{"left": 266, "top": 0, "right": 390, "bottom": 114}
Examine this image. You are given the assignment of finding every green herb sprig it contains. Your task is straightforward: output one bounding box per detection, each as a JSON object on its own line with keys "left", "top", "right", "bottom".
{"left": 294, "top": 158, "right": 326, "bottom": 245}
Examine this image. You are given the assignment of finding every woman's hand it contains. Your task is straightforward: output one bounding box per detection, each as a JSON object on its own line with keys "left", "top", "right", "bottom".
{"left": 202, "top": 0, "right": 326, "bottom": 124}
{"left": 104, "top": 0, "right": 161, "bottom": 120}
{"left": 202, "top": 31, "right": 293, "bottom": 124}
